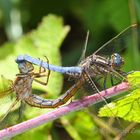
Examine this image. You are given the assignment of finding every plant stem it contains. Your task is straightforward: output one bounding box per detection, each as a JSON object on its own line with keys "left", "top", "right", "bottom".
{"left": 0, "top": 82, "right": 130, "bottom": 139}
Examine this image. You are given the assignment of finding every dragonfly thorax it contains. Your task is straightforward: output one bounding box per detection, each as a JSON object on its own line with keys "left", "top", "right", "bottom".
{"left": 14, "top": 76, "right": 33, "bottom": 100}
{"left": 79, "top": 55, "right": 110, "bottom": 77}
{"left": 110, "top": 53, "right": 124, "bottom": 69}
{"left": 79, "top": 57, "right": 91, "bottom": 69}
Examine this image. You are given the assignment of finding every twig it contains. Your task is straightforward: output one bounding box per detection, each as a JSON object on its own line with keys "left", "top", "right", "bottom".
{"left": 0, "top": 82, "right": 130, "bottom": 139}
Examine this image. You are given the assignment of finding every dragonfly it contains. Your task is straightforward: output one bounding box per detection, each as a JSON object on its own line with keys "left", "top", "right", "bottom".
{"left": 2, "top": 24, "right": 137, "bottom": 139}
{"left": 16, "top": 24, "right": 139, "bottom": 92}
{"left": 15, "top": 24, "right": 140, "bottom": 131}
{"left": 0, "top": 57, "right": 52, "bottom": 124}
{"left": 16, "top": 54, "right": 82, "bottom": 76}
{"left": 1, "top": 24, "right": 138, "bottom": 128}
{"left": 17, "top": 24, "right": 139, "bottom": 74}
{"left": 0, "top": 56, "right": 87, "bottom": 128}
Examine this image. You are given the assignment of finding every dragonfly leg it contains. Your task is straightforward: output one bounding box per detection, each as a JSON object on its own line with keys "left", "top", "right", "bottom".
{"left": 110, "top": 74, "right": 114, "bottom": 86}
{"left": 83, "top": 70, "right": 111, "bottom": 104}
{"left": 18, "top": 101, "right": 26, "bottom": 122}
{"left": 103, "top": 75, "right": 107, "bottom": 91}
{"left": 83, "top": 73, "right": 98, "bottom": 93}
{"left": 120, "top": 70, "right": 129, "bottom": 76}
{"left": 111, "top": 70, "right": 126, "bottom": 86}
{"left": 33, "top": 56, "right": 50, "bottom": 85}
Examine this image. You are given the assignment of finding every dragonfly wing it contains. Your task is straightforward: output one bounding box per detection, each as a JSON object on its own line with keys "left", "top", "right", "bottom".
{"left": 0, "top": 75, "right": 19, "bottom": 129}
{"left": 88, "top": 25, "right": 140, "bottom": 90}
{"left": 0, "top": 98, "right": 19, "bottom": 124}
{"left": 0, "top": 75, "right": 13, "bottom": 97}
{"left": 94, "top": 24, "right": 139, "bottom": 56}
{"left": 0, "top": 88, "right": 14, "bottom": 98}
{"left": 0, "top": 88, "right": 16, "bottom": 117}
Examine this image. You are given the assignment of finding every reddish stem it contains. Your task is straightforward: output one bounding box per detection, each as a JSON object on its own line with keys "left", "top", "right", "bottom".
{"left": 0, "top": 82, "right": 129, "bottom": 139}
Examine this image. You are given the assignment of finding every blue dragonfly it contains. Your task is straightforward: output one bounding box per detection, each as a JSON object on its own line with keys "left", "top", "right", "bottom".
{"left": 1, "top": 24, "right": 139, "bottom": 130}
{"left": 15, "top": 24, "right": 140, "bottom": 116}
{"left": 0, "top": 57, "right": 85, "bottom": 129}
{"left": 16, "top": 24, "right": 139, "bottom": 91}
{"left": 16, "top": 55, "right": 82, "bottom": 76}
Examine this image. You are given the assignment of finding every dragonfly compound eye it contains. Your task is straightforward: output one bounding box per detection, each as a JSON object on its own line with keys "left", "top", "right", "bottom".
{"left": 111, "top": 53, "right": 124, "bottom": 69}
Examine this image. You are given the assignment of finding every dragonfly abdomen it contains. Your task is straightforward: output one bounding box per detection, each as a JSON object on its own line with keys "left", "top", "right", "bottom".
{"left": 24, "top": 79, "right": 84, "bottom": 108}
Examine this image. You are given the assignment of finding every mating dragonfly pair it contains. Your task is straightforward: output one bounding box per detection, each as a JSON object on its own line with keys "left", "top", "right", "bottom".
{"left": 0, "top": 24, "right": 139, "bottom": 126}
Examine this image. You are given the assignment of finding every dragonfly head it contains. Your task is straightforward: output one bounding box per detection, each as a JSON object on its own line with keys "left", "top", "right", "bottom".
{"left": 110, "top": 53, "right": 124, "bottom": 69}
{"left": 18, "top": 61, "right": 34, "bottom": 73}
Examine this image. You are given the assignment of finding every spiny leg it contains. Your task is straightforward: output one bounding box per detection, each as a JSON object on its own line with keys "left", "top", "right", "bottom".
{"left": 18, "top": 101, "right": 26, "bottom": 122}
{"left": 34, "top": 56, "right": 51, "bottom": 85}
{"left": 118, "top": 70, "right": 128, "bottom": 77}
{"left": 103, "top": 75, "right": 107, "bottom": 90}
{"left": 84, "top": 71, "right": 123, "bottom": 129}
{"left": 84, "top": 71, "right": 115, "bottom": 119}
{"left": 83, "top": 72, "right": 98, "bottom": 94}
{"left": 43, "top": 56, "right": 50, "bottom": 85}
{"left": 111, "top": 70, "right": 125, "bottom": 86}
{"left": 83, "top": 70, "right": 111, "bottom": 108}
{"left": 110, "top": 74, "right": 114, "bottom": 86}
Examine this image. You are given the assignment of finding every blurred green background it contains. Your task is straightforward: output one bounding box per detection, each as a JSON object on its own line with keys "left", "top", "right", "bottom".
{"left": 0, "top": 0, "right": 140, "bottom": 140}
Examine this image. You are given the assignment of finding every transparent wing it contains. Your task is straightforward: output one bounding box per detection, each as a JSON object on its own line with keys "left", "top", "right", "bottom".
{"left": 86, "top": 24, "right": 140, "bottom": 91}
{"left": 0, "top": 76, "right": 19, "bottom": 129}
{"left": 0, "top": 75, "right": 13, "bottom": 97}
{"left": 83, "top": 25, "right": 140, "bottom": 129}
{"left": 90, "top": 74, "right": 123, "bottom": 91}
{"left": 94, "top": 24, "right": 139, "bottom": 57}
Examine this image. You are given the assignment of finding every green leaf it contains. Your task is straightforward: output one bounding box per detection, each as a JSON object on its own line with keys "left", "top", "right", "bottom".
{"left": 62, "top": 111, "right": 101, "bottom": 140}
{"left": 127, "top": 71, "right": 140, "bottom": 88}
{"left": 0, "top": 14, "right": 70, "bottom": 122}
{"left": 99, "top": 71, "right": 140, "bottom": 123}
{"left": 0, "top": 14, "right": 70, "bottom": 95}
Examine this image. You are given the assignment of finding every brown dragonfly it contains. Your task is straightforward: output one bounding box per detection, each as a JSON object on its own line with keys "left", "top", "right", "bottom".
{"left": 1, "top": 24, "right": 139, "bottom": 129}
{"left": 14, "top": 24, "right": 140, "bottom": 133}
{"left": 0, "top": 57, "right": 85, "bottom": 128}
{"left": 16, "top": 24, "right": 139, "bottom": 106}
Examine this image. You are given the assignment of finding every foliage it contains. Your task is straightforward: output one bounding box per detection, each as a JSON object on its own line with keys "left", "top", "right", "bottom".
{"left": 0, "top": 14, "right": 70, "bottom": 137}
{"left": 99, "top": 71, "right": 140, "bottom": 123}
{"left": 0, "top": 14, "right": 70, "bottom": 95}
{"left": 0, "top": 0, "right": 140, "bottom": 139}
